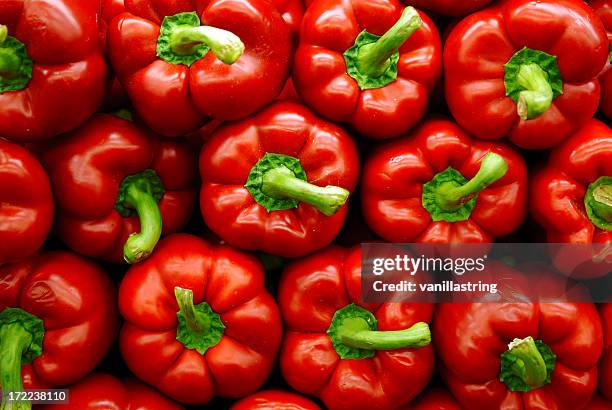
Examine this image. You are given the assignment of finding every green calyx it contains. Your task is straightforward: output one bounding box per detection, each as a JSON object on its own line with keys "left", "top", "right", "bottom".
{"left": 174, "top": 287, "right": 224, "bottom": 355}
{"left": 422, "top": 152, "right": 508, "bottom": 222}
{"left": 0, "top": 25, "right": 33, "bottom": 93}
{"left": 584, "top": 176, "right": 612, "bottom": 231}
{"left": 327, "top": 304, "right": 431, "bottom": 360}
{"left": 499, "top": 336, "right": 556, "bottom": 392}
{"left": 0, "top": 308, "right": 45, "bottom": 410}
{"left": 245, "top": 153, "right": 350, "bottom": 216}
{"left": 156, "top": 12, "right": 244, "bottom": 67}
{"left": 115, "top": 169, "right": 165, "bottom": 264}
{"left": 504, "top": 47, "right": 563, "bottom": 120}
{"left": 344, "top": 7, "right": 422, "bottom": 90}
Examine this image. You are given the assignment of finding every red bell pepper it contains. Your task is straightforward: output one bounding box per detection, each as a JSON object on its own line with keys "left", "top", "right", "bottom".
{"left": 108, "top": 0, "right": 291, "bottom": 136}
{"left": 293, "top": 0, "right": 442, "bottom": 140}
{"left": 279, "top": 246, "right": 434, "bottom": 410}
{"left": 401, "top": 389, "right": 462, "bottom": 410}
{"left": 41, "top": 113, "right": 197, "bottom": 264}
{"left": 0, "top": 140, "right": 53, "bottom": 265}
{"left": 0, "top": 0, "right": 107, "bottom": 142}
{"left": 200, "top": 0, "right": 304, "bottom": 41}
{"left": 592, "top": 0, "right": 612, "bottom": 119}
{"left": 40, "top": 373, "right": 184, "bottom": 410}
{"left": 199, "top": 101, "right": 359, "bottom": 258}
{"left": 99, "top": 0, "right": 130, "bottom": 111}
{"left": 403, "top": 0, "right": 493, "bottom": 17}
{"left": 232, "top": 390, "right": 321, "bottom": 410}
{"left": 445, "top": 0, "right": 608, "bottom": 149}
{"left": 361, "top": 118, "right": 527, "bottom": 243}
{"left": 433, "top": 269, "right": 603, "bottom": 410}
{"left": 272, "top": 0, "right": 305, "bottom": 41}
{"left": 600, "top": 303, "right": 612, "bottom": 401}
{"left": 119, "top": 234, "right": 282, "bottom": 404}
{"left": 586, "top": 395, "right": 612, "bottom": 410}
{"left": 530, "top": 119, "right": 612, "bottom": 278}
{"left": 0, "top": 252, "right": 118, "bottom": 408}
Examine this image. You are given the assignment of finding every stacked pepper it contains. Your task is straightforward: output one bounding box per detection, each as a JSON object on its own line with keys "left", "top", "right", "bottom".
{"left": 0, "top": 0, "right": 611, "bottom": 409}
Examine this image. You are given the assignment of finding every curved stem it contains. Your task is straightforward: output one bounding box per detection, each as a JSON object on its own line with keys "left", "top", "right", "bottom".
{"left": 436, "top": 152, "right": 508, "bottom": 211}
{"left": 516, "top": 64, "right": 553, "bottom": 120}
{"left": 261, "top": 167, "right": 349, "bottom": 216}
{"left": 123, "top": 184, "right": 163, "bottom": 264}
{"left": 338, "top": 318, "right": 430, "bottom": 350}
{"left": 174, "top": 287, "right": 209, "bottom": 335}
{"left": 356, "top": 7, "right": 422, "bottom": 78}
{"left": 0, "top": 323, "right": 32, "bottom": 410}
{"left": 591, "top": 184, "right": 612, "bottom": 224}
{"left": 170, "top": 26, "right": 244, "bottom": 64}
{"left": 504, "top": 337, "right": 548, "bottom": 389}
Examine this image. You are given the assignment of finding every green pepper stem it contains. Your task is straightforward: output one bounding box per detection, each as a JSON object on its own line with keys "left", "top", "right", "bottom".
{"left": 434, "top": 152, "right": 508, "bottom": 211}
{"left": 261, "top": 167, "right": 349, "bottom": 216}
{"left": 591, "top": 184, "right": 612, "bottom": 224}
{"left": 170, "top": 25, "right": 244, "bottom": 64}
{"left": 504, "top": 337, "right": 548, "bottom": 389}
{"left": 337, "top": 318, "right": 430, "bottom": 350}
{"left": 123, "top": 183, "right": 163, "bottom": 264}
{"left": 516, "top": 63, "right": 553, "bottom": 120}
{"left": 0, "top": 323, "right": 32, "bottom": 410}
{"left": 0, "top": 25, "right": 7, "bottom": 43}
{"left": 0, "top": 25, "right": 21, "bottom": 78}
{"left": 357, "top": 7, "right": 422, "bottom": 78}
{"left": 174, "top": 287, "right": 210, "bottom": 336}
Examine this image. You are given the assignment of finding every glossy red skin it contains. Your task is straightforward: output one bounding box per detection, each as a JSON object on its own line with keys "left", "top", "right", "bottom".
{"left": 231, "top": 390, "right": 321, "bottom": 410}
{"left": 0, "top": 252, "right": 118, "bottom": 388}
{"left": 530, "top": 120, "right": 612, "bottom": 278}
{"left": 600, "top": 304, "right": 612, "bottom": 401}
{"left": 400, "top": 389, "right": 463, "bottom": 410}
{"left": 279, "top": 246, "right": 435, "bottom": 410}
{"left": 361, "top": 118, "right": 528, "bottom": 243}
{"left": 199, "top": 101, "right": 360, "bottom": 258}
{"left": 0, "top": 0, "right": 107, "bottom": 142}
{"left": 445, "top": 0, "right": 608, "bottom": 149}
{"left": 434, "top": 271, "right": 603, "bottom": 410}
{"left": 585, "top": 395, "right": 612, "bottom": 410}
{"left": 108, "top": 0, "right": 291, "bottom": 136}
{"left": 40, "top": 373, "right": 184, "bottom": 410}
{"left": 100, "top": 0, "right": 126, "bottom": 52}
{"left": 198, "top": 0, "right": 304, "bottom": 41}
{"left": 293, "top": 0, "right": 442, "bottom": 140}
{"left": 119, "top": 234, "right": 283, "bottom": 404}
{"left": 403, "top": 0, "right": 493, "bottom": 16}
{"left": 41, "top": 114, "right": 197, "bottom": 263}
{"left": 0, "top": 140, "right": 53, "bottom": 265}
{"left": 592, "top": 0, "right": 612, "bottom": 119}
{"left": 99, "top": 0, "right": 131, "bottom": 111}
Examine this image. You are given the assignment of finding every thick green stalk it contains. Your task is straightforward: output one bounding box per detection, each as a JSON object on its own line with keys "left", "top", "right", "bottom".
{"left": 337, "top": 318, "right": 431, "bottom": 350}
{"left": 503, "top": 337, "right": 548, "bottom": 389}
{"left": 174, "top": 287, "right": 210, "bottom": 335}
{"left": 170, "top": 25, "right": 244, "bottom": 64}
{"left": 123, "top": 184, "right": 163, "bottom": 264}
{"left": 516, "top": 64, "right": 554, "bottom": 120}
{"left": 356, "top": 7, "right": 422, "bottom": 78}
{"left": 261, "top": 167, "right": 349, "bottom": 216}
{"left": 435, "top": 152, "right": 507, "bottom": 211}
{"left": 0, "top": 324, "right": 32, "bottom": 410}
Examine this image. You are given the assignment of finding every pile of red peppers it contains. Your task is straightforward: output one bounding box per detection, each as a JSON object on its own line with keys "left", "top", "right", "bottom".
{"left": 0, "top": 0, "right": 611, "bottom": 409}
